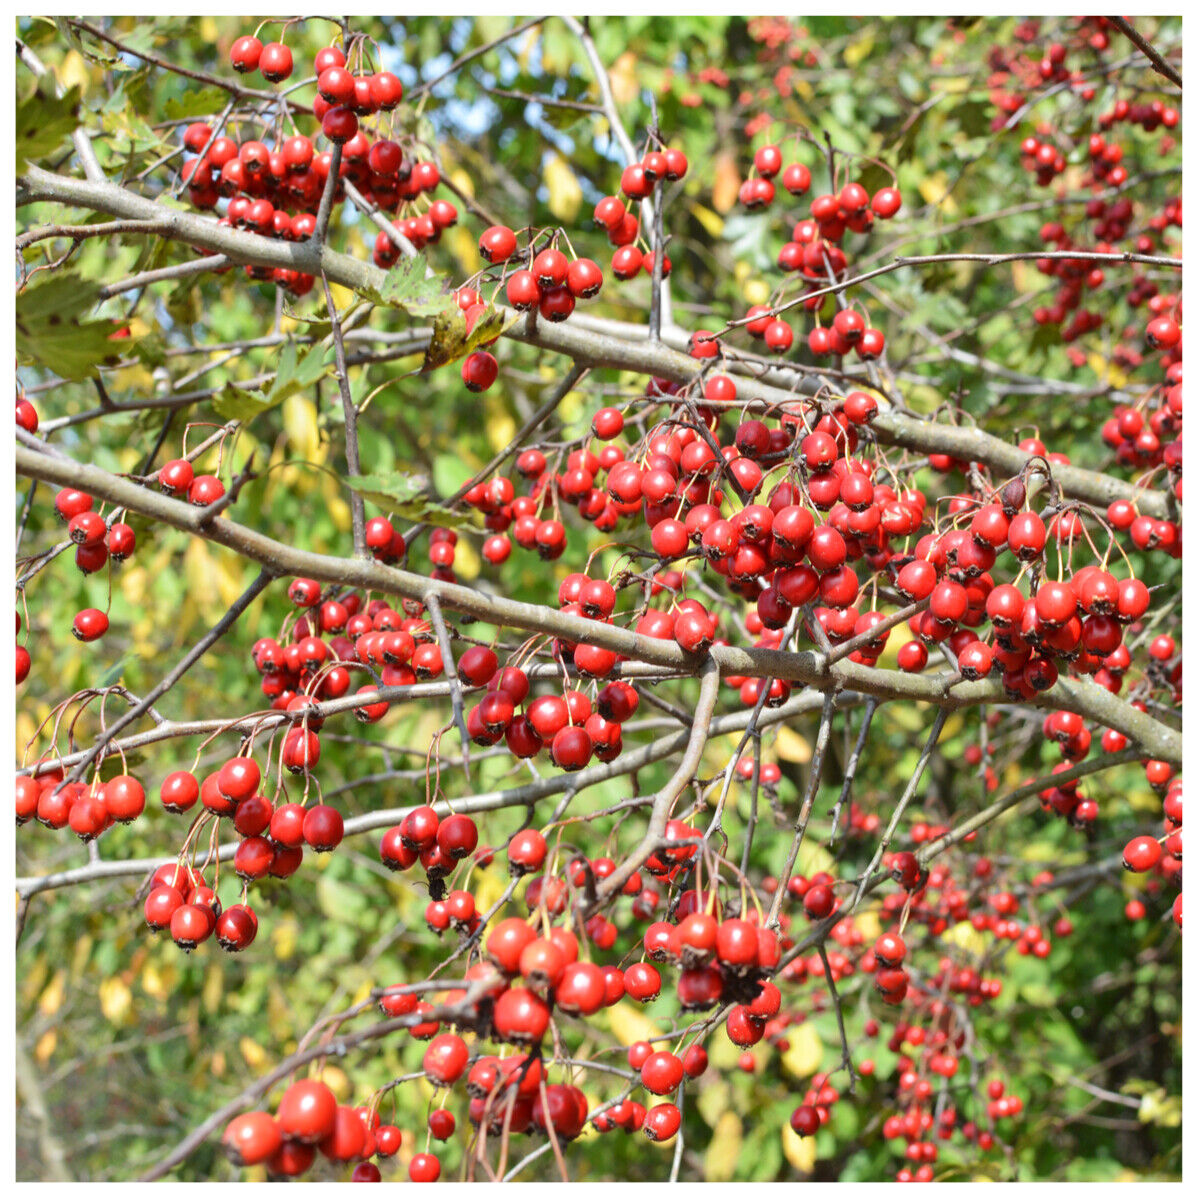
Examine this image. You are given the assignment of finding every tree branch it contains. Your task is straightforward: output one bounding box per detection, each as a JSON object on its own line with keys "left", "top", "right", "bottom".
{"left": 1105, "top": 15, "right": 1183, "bottom": 89}
{"left": 14, "top": 442, "right": 1182, "bottom": 765}
{"left": 17, "top": 165, "right": 1173, "bottom": 519}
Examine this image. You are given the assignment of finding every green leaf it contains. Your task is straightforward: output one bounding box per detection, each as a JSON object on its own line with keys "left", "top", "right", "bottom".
{"left": 210, "top": 384, "right": 269, "bottom": 424}
{"left": 212, "top": 340, "right": 330, "bottom": 425}
{"left": 53, "top": 17, "right": 129, "bottom": 69}
{"left": 362, "top": 254, "right": 457, "bottom": 319}
{"left": 316, "top": 873, "right": 369, "bottom": 921}
{"left": 97, "top": 658, "right": 129, "bottom": 689}
{"left": 343, "top": 471, "right": 478, "bottom": 530}
{"left": 15, "top": 272, "right": 123, "bottom": 380}
{"left": 16, "top": 77, "right": 82, "bottom": 175}
{"left": 163, "top": 85, "right": 230, "bottom": 121}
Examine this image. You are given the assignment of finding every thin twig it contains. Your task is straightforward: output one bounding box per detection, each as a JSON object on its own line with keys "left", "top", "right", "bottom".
{"left": 321, "top": 272, "right": 367, "bottom": 557}
{"left": 59, "top": 569, "right": 275, "bottom": 787}
{"left": 851, "top": 709, "right": 948, "bottom": 909}
{"left": 424, "top": 592, "right": 472, "bottom": 781}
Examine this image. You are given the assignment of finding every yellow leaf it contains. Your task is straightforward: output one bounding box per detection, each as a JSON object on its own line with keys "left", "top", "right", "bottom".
{"left": 932, "top": 73, "right": 970, "bottom": 94}
{"left": 72, "top": 932, "right": 93, "bottom": 975}
{"left": 544, "top": 152, "right": 582, "bottom": 223}
{"left": 35, "top": 1030, "right": 57, "bottom": 1063}
{"left": 1087, "top": 350, "right": 1127, "bottom": 390}
{"left": 695, "top": 1078, "right": 731, "bottom": 1128}
{"left": 59, "top": 49, "right": 91, "bottom": 95}
{"left": 606, "top": 1000, "right": 661, "bottom": 1047}
{"left": 774, "top": 726, "right": 811, "bottom": 764}
{"left": 141, "top": 960, "right": 173, "bottom": 1001}
{"left": 782, "top": 1120, "right": 818, "bottom": 1173}
{"left": 447, "top": 224, "right": 480, "bottom": 277}
{"left": 240, "top": 1037, "right": 270, "bottom": 1070}
{"left": 203, "top": 962, "right": 224, "bottom": 1014}
{"left": 855, "top": 909, "right": 882, "bottom": 942}
{"left": 781, "top": 1022, "right": 823, "bottom": 1078}
{"left": 691, "top": 203, "right": 725, "bottom": 239}
{"left": 704, "top": 1111, "right": 743, "bottom": 1181}
{"left": 211, "top": 1049, "right": 226, "bottom": 1077}
{"left": 38, "top": 970, "right": 65, "bottom": 1017}
{"left": 744, "top": 279, "right": 770, "bottom": 307}
{"left": 485, "top": 394, "right": 517, "bottom": 452}
{"left": 945, "top": 916, "right": 984, "bottom": 955}
{"left": 712, "top": 152, "right": 741, "bottom": 214}
{"left": 99, "top": 976, "right": 133, "bottom": 1024}
{"left": 15, "top": 710, "right": 37, "bottom": 757}
{"left": 1012, "top": 260, "right": 1036, "bottom": 295}
{"left": 843, "top": 32, "right": 875, "bottom": 67}
{"left": 319, "top": 1064, "right": 351, "bottom": 1100}
{"left": 120, "top": 564, "right": 149, "bottom": 609}
{"left": 328, "top": 282, "right": 355, "bottom": 311}
{"left": 184, "top": 539, "right": 215, "bottom": 607}
{"left": 272, "top": 914, "right": 299, "bottom": 960}
{"left": 327, "top": 494, "right": 352, "bottom": 534}
{"left": 472, "top": 866, "right": 508, "bottom": 915}
{"left": 112, "top": 363, "right": 155, "bottom": 396}
{"left": 795, "top": 839, "right": 834, "bottom": 880}
{"left": 609, "top": 52, "right": 639, "bottom": 107}
{"left": 283, "top": 394, "right": 321, "bottom": 464}
{"left": 917, "top": 172, "right": 957, "bottom": 216}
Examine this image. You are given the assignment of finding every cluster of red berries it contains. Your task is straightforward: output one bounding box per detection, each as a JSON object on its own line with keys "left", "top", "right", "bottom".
{"left": 178, "top": 31, "right": 438, "bottom": 296}
{"left": 18, "top": 486, "right": 139, "bottom": 661}
{"left": 720, "top": 140, "right": 902, "bottom": 361}
{"left": 597, "top": 143, "right": 689, "bottom": 278}
{"left": 16, "top": 763, "right": 145, "bottom": 840}
{"left": 249, "top": 575, "right": 448, "bottom": 713}
{"left": 223, "top": 1075, "right": 443, "bottom": 1181}
{"left": 1120, "top": 775, "right": 1183, "bottom": 929}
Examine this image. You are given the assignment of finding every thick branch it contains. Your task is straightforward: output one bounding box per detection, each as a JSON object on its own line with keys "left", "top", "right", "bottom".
{"left": 17, "top": 166, "right": 1172, "bottom": 519}
{"left": 15, "top": 443, "right": 1182, "bottom": 764}
{"left": 16, "top": 687, "right": 860, "bottom": 898}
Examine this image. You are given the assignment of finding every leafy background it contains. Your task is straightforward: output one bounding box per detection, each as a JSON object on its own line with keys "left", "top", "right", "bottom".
{"left": 15, "top": 14, "right": 1181, "bottom": 1182}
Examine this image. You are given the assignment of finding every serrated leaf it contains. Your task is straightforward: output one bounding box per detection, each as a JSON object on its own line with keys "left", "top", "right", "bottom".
{"left": 343, "top": 471, "right": 478, "bottom": 530}
{"left": 163, "top": 85, "right": 229, "bottom": 121}
{"left": 16, "top": 77, "right": 82, "bottom": 175}
{"left": 363, "top": 254, "right": 456, "bottom": 318}
{"left": 54, "top": 17, "right": 128, "bottom": 69}
{"left": 212, "top": 340, "right": 329, "bottom": 424}
{"left": 422, "top": 304, "right": 513, "bottom": 372}
{"left": 344, "top": 471, "right": 427, "bottom": 508}
{"left": 271, "top": 340, "right": 331, "bottom": 401}
{"left": 212, "top": 384, "right": 278, "bottom": 425}
{"left": 15, "top": 272, "right": 124, "bottom": 380}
